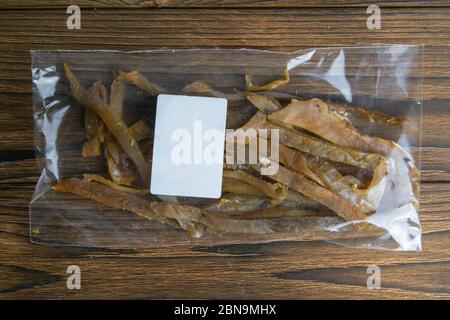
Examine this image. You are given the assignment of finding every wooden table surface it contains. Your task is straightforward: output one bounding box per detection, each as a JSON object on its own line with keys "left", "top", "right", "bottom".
{"left": 1, "top": 0, "right": 449, "bottom": 299}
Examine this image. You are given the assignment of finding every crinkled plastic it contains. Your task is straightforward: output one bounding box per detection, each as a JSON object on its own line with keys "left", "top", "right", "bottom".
{"left": 30, "top": 46, "right": 423, "bottom": 250}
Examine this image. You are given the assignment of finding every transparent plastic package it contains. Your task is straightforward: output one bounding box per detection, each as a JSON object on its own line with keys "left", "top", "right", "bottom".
{"left": 30, "top": 46, "right": 423, "bottom": 250}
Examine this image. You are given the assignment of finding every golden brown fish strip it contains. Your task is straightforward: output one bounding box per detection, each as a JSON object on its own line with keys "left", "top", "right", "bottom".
{"left": 227, "top": 113, "right": 327, "bottom": 183}
{"left": 236, "top": 89, "right": 297, "bottom": 100}
{"left": 83, "top": 174, "right": 147, "bottom": 195}
{"left": 104, "top": 136, "right": 139, "bottom": 187}
{"left": 182, "top": 80, "right": 242, "bottom": 101}
{"left": 233, "top": 111, "right": 380, "bottom": 170}
{"left": 82, "top": 82, "right": 108, "bottom": 158}
{"left": 254, "top": 95, "right": 404, "bottom": 126}
{"left": 209, "top": 191, "right": 318, "bottom": 213}
{"left": 274, "top": 127, "right": 379, "bottom": 170}
{"left": 305, "top": 157, "right": 382, "bottom": 213}
{"left": 222, "top": 177, "right": 319, "bottom": 209}
{"left": 229, "top": 111, "right": 380, "bottom": 170}
{"left": 110, "top": 75, "right": 126, "bottom": 118}
{"left": 128, "top": 118, "right": 151, "bottom": 141}
{"left": 83, "top": 76, "right": 147, "bottom": 159}
{"left": 52, "top": 178, "right": 227, "bottom": 235}
{"left": 222, "top": 207, "right": 329, "bottom": 219}
{"left": 284, "top": 189, "right": 323, "bottom": 208}
{"left": 268, "top": 98, "right": 419, "bottom": 205}
{"left": 222, "top": 177, "right": 264, "bottom": 196}
{"left": 205, "top": 194, "right": 275, "bottom": 213}
{"left": 222, "top": 169, "right": 286, "bottom": 200}
{"left": 245, "top": 68, "right": 289, "bottom": 92}
{"left": 103, "top": 119, "right": 149, "bottom": 186}
{"left": 306, "top": 157, "right": 361, "bottom": 190}
{"left": 278, "top": 144, "right": 324, "bottom": 186}
{"left": 117, "top": 70, "right": 168, "bottom": 96}
{"left": 53, "top": 178, "right": 337, "bottom": 237}
{"left": 64, "top": 64, "right": 149, "bottom": 183}
{"left": 245, "top": 93, "right": 282, "bottom": 114}
{"left": 82, "top": 110, "right": 103, "bottom": 157}
{"left": 268, "top": 98, "right": 395, "bottom": 155}
{"left": 250, "top": 162, "right": 366, "bottom": 222}
{"left": 209, "top": 216, "right": 346, "bottom": 235}
{"left": 53, "top": 178, "right": 207, "bottom": 237}
{"left": 230, "top": 128, "right": 324, "bottom": 185}
{"left": 353, "top": 158, "right": 389, "bottom": 208}
{"left": 84, "top": 107, "right": 102, "bottom": 138}
{"left": 327, "top": 101, "right": 404, "bottom": 127}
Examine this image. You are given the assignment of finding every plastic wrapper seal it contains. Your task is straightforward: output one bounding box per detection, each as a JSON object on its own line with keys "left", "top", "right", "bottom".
{"left": 30, "top": 46, "right": 423, "bottom": 250}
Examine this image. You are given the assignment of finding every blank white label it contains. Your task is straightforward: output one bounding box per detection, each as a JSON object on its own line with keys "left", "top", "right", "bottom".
{"left": 150, "top": 94, "right": 227, "bottom": 198}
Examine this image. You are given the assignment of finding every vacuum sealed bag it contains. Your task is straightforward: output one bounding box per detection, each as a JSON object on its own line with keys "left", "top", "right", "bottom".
{"left": 30, "top": 46, "right": 423, "bottom": 250}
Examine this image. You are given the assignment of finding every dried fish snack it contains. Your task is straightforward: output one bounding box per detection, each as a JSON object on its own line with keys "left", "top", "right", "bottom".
{"left": 31, "top": 47, "right": 422, "bottom": 250}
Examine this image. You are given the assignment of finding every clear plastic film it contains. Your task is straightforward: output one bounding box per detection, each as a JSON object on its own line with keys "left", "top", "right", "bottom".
{"left": 30, "top": 46, "right": 423, "bottom": 250}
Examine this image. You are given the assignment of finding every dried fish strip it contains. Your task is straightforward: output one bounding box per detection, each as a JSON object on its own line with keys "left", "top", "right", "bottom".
{"left": 306, "top": 157, "right": 362, "bottom": 191}
{"left": 83, "top": 174, "right": 147, "bottom": 195}
{"left": 116, "top": 70, "right": 168, "bottom": 96}
{"left": 272, "top": 123, "right": 381, "bottom": 170}
{"left": 284, "top": 189, "right": 324, "bottom": 209}
{"left": 183, "top": 80, "right": 242, "bottom": 101}
{"left": 209, "top": 193, "right": 318, "bottom": 214}
{"left": 268, "top": 98, "right": 397, "bottom": 156}
{"left": 222, "top": 177, "right": 319, "bottom": 210}
{"left": 52, "top": 61, "right": 421, "bottom": 247}
{"left": 64, "top": 64, "right": 150, "bottom": 182}
{"left": 109, "top": 75, "right": 126, "bottom": 118}
{"left": 267, "top": 98, "right": 419, "bottom": 204}
{"left": 222, "top": 169, "right": 287, "bottom": 200}
{"left": 222, "top": 177, "right": 264, "bottom": 196}
{"left": 205, "top": 194, "right": 276, "bottom": 213}
{"left": 245, "top": 93, "right": 282, "bottom": 114}
{"left": 82, "top": 82, "right": 108, "bottom": 158}
{"left": 128, "top": 118, "right": 151, "bottom": 141}
{"left": 83, "top": 74, "right": 149, "bottom": 158}
{"left": 82, "top": 110, "right": 103, "bottom": 157}
{"left": 306, "top": 156, "right": 387, "bottom": 213}
{"left": 327, "top": 101, "right": 404, "bottom": 127}
{"left": 53, "top": 178, "right": 207, "bottom": 237}
{"left": 231, "top": 109, "right": 386, "bottom": 217}
{"left": 221, "top": 207, "right": 329, "bottom": 219}
{"left": 227, "top": 122, "right": 325, "bottom": 184}
{"left": 103, "top": 118, "right": 151, "bottom": 186}
{"left": 53, "top": 178, "right": 344, "bottom": 237}
{"left": 206, "top": 215, "right": 347, "bottom": 236}
{"left": 235, "top": 89, "right": 297, "bottom": 100}
{"left": 246, "top": 68, "right": 290, "bottom": 92}
{"left": 250, "top": 162, "right": 367, "bottom": 222}
{"left": 104, "top": 136, "right": 139, "bottom": 186}
{"left": 278, "top": 144, "right": 324, "bottom": 186}
{"left": 229, "top": 111, "right": 381, "bottom": 170}
{"left": 353, "top": 158, "right": 389, "bottom": 209}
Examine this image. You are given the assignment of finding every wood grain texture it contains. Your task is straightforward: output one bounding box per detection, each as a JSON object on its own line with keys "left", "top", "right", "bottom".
{"left": 1, "top": 0, "right": 450, "bottom": 9}
{"left": 0, "top": 8, "right": 450, "bottom": 99}
{"left": 0, "top": 3, "right": 450, "bottom": 299}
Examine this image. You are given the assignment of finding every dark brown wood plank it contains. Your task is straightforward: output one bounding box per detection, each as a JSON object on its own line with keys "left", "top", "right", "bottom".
{"left": 0, "top": 8, "right": 449, "bottom": 100}
{"left": 0, "top": 5, "right": 449, "bottom": 300}
{"left": 0, "top": 0, "right": 449, "bottom": 9}
{"left": 0, "top": 183, "right": 449, "bottom": 299}
{"left": 0, "top": 187, "right": 449, "bottom": 299}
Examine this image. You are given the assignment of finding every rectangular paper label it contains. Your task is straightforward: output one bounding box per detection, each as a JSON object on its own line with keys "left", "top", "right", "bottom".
{"left": 150, "top": 94, "right": 227, "bottom": 198}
